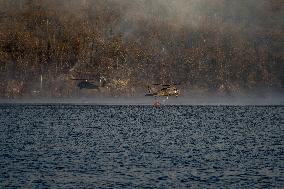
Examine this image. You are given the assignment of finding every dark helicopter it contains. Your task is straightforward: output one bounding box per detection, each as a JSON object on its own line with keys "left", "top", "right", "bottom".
{"left": 145, "top": 84, "right": 180, "bottom": 97}
{"left": 72, "top": 77, "right": 106, "bottom": 90}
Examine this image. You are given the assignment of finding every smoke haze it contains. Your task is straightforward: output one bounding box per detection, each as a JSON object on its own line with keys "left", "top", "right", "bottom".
{"left": 0, "top": 0, "right": 283, "bottom": 100}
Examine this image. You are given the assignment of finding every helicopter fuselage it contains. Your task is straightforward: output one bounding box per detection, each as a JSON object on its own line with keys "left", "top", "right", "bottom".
{"left": 146, "top": 86, "right": 180, "bottom": 97}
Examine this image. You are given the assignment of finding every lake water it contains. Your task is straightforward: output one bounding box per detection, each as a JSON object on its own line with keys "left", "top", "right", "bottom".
{"left": 0, "top": 105, "right": 283, "bottom": 188}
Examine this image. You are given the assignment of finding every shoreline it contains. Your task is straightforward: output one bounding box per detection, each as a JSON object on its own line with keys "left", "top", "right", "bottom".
{"left": 0, "top": 95, "right": 283, "bottom": 106}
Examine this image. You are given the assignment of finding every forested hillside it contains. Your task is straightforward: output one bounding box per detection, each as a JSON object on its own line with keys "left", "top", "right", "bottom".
{"left": 0, "top": 0, "right": 283, "bottom": 97}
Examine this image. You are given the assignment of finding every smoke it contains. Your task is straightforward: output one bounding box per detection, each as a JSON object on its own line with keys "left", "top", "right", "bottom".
{"left": 1, "top": 91, "right": 283, "bottom": 105}
{"left": 1, "top": 0, "right": 282, "bottom": 33}
{"left": 0, "top": 0, "right": 283, "bottom": 99}
{"left": 115, "top": 0, "right": 208, "bottom": 27}
{"left": 100, "top": 0, "right": 283, "bottom": 38}
{"left": 2, "top": 0, "right": 281, "bottom": 39}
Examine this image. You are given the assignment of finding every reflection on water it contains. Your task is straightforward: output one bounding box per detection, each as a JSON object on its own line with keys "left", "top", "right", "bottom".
{"left": 0, "top": 105, "right": 283, "bottom": 188}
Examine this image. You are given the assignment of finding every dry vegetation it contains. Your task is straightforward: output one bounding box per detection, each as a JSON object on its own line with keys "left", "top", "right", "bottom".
{"left": 0, "top": 0, "right": 283, "bottom": 97}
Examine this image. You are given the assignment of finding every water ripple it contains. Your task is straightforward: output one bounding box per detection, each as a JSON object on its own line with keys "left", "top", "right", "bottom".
{"left": 0, "top": 105, "right": 283, "bottom": 188}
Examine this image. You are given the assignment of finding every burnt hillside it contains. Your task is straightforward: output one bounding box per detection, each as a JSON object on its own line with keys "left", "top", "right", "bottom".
{"left": 0, "top": 0, "right": 283, "bottom": 97}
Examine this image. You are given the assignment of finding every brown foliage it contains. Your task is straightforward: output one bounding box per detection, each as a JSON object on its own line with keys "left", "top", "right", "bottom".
{"left": 0, "top": 0, "right": 283, "bottom": 97}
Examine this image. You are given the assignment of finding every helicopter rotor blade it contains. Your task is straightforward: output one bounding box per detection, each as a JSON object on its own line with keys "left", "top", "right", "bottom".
{"left": 71, "top": 78, "right": 96, "bottom": 81}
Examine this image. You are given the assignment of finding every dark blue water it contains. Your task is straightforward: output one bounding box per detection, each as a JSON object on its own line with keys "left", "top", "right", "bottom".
{"left": 0, "top": 105, "right": 283, "bottom": 188}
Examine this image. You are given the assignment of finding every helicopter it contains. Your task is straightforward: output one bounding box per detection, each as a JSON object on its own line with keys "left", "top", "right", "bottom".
{"left": 72, "top": 76, "right": 106, "bottom": 90}
{"left": 145, "top": 84, "right": 180, "bottom": 97}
